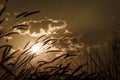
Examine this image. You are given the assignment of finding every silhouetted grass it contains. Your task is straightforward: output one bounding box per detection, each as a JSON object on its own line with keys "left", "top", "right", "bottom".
{"left": 0, "top": 0, "right": 120, "bottom": 80}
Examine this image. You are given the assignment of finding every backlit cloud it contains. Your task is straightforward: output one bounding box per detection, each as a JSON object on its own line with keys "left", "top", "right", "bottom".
{"left": 12, "top": 17, "right": 85, "bottom": 56}
{"left": 3, "top": 13, "right": 85, "bottom": 56}
{"left": 14, "top": 17, "right": 68, "bottom": 37}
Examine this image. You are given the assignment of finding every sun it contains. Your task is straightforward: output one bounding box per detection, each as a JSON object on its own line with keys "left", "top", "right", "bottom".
{"left": 30, "top": 43, "right": 41, "bottom": 53}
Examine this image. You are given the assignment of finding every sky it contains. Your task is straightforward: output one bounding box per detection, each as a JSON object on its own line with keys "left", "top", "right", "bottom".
{"left": 1, "top": 0, "right": 120, "bottom": 45}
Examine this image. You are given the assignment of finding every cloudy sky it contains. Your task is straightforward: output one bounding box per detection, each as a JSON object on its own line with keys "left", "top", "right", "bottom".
{"left": 2, "top": 0, "right": 120, "bottom": 45}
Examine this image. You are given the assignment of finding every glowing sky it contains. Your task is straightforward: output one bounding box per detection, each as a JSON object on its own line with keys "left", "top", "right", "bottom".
{"left": 2, "top": 0, "right": 120, "bottom": 44}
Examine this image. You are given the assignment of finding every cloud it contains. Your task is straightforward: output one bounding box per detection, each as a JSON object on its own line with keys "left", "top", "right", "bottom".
{"left": 14, "top": 17, "right": 69, "bottom": 37}
{"left": 57, "top": 33, "right": 85, "bottom": 55}
{"left": 3, "top": 36, "right": 13, "bottom": 40}
{"left": 12, "top": 17, "right": 85, "bottom": 56}
{"left": 2, "top": 12, "right": 70, "bottom": 38}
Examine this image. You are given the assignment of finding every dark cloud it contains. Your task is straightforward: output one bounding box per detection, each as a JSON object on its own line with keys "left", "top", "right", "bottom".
{"left": 29, "top": 19, "right": 65, "bottom": 33}
{"left": 12, "top": 18, "right": 67, "bottom": 38}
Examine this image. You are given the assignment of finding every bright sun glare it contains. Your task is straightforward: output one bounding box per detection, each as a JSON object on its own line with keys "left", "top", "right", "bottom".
{"left": 31, "top": 44, "right": 41, "bottom": 53}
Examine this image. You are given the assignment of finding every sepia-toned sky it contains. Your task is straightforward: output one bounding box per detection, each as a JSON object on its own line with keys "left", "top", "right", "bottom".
{"left": 3, "top": 0, "right": 120, "bottom": 44}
